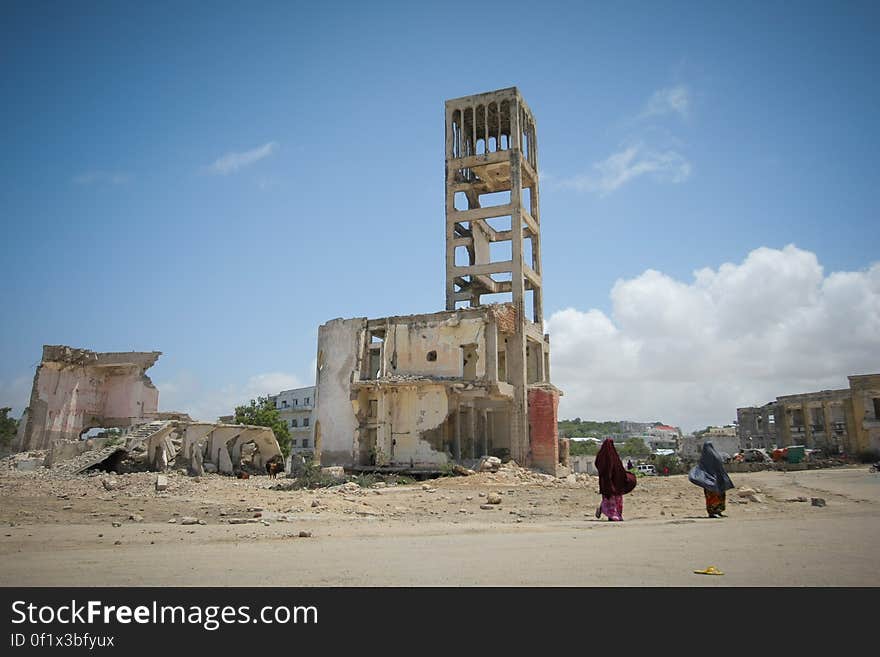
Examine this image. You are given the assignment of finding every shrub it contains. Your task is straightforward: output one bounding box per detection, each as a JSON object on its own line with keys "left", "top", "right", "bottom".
{"left": 289, "top": 458, "right": 338, "bottom": 489}
{"left": 653, "top": 454, "right": 685, "bottom": 475}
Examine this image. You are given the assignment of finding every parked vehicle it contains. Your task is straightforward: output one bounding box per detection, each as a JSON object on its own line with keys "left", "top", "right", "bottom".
{"left": 741, "top": 448, "right": 772, "bottom": 463}
{"left": 636, "top": 464, "right": 656, "bottom": 476}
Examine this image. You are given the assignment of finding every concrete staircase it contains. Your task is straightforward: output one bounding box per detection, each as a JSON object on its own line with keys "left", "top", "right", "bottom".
{"left": 124, "top": 420, "right": 171, "bottom": 451}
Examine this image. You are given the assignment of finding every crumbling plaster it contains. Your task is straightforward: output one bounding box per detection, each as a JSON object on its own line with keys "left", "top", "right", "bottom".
{"left": 314, "top": 318, "right": 365, "bottom": 465}
{"left": 16, "top": 346, "right": 161, "bottom": 451}
{"left": 174, "top": 422, "right": 282, "bottom": 474}
{"left": 381, "top": 315, "right": 487, "bottom": 380}
{"left": 315, "top": 306, "right": 527, "bottom": 468}
{"left": 355, "top": 383, "right": 452, "bottom": 466}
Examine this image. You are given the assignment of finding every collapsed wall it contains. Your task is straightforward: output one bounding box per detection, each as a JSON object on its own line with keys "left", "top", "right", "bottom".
{"left": 14, "top": 345, "right": 286, "bottom": 477}
{"left": 171, "top": 422, "right": 282, "bottom": 475}
{"left": 15, "top": 345, "right": 161, "bottom": 451}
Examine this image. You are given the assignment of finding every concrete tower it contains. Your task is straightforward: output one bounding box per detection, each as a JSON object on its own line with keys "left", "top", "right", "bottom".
{"left": 444, "top": 87, "right": 552, "bottom": 465}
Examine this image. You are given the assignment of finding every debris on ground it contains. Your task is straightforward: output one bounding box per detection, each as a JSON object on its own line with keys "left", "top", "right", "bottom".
{"left": 478, "top": 456, "right": 502, "bottom": 473}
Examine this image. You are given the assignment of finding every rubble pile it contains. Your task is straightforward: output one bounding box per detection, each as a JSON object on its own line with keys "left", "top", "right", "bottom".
{"left": 478, "top": 456, "right": 502, "bottom": 472}
{"left": 470, "top": 460, "right": 592, "bottom": 487}
{"left": 0, "top": 451, "right": 48, "bottom": 472}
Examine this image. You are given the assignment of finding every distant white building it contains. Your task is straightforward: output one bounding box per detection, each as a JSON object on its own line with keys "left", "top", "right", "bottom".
{"left": 644, "top": 424, "right": 681, "bottom": 452}
{"left": 268, "top": 386, "right": 315, "bottom": 457}
{"left": 619, "top": 420, "right": 651, "bottom": 435}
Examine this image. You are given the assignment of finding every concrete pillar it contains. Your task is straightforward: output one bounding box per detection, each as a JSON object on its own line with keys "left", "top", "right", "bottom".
{"left": 802, "top": 402, "right": 811, "bottom": 447}
{"left": 485, "top": 322, "right": 498, "bottom": 382}
{"left": 454, "top": 401, "right": 462, "bottom": 462}
{"left": 469, "top": 405, "right": 477, "bottom": 460}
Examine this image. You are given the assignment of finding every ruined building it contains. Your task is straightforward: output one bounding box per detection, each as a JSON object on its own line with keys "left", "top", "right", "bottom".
{"left": 15, "top": 345, "right": 283, "bottom": 474}
{"left": 314, "top": 87, "right": 565, "bottom": 473}
{"left": 736, "top": 373, "right": 880, "bottom": 454}
{"left": 15, "top": 345, "right": 163, "bottom": 451}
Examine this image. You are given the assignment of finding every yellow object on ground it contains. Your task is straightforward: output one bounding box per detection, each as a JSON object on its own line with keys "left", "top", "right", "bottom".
{"left": 693, "top": 566, "right": 724, "bottom": 575}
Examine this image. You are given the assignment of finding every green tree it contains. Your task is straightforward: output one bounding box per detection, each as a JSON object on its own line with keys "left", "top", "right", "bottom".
{"left": 653, "top": 453, "right": 684, "bottom": 474}
{"left": 233, "top": 396, "right": 291, "bottom": 457}
{"left": 0, "top": 408, "right": 19, "bottom": 451}
{"left": 620, "top": 437, "right": 650, "bottom": 457}
{"left": 568, "top": 440, "right": 600, "bottom": 456}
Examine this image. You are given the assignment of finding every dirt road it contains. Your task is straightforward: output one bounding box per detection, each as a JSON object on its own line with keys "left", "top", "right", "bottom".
{"left": 1, "top": 465, "right": 878, "bottom": 586}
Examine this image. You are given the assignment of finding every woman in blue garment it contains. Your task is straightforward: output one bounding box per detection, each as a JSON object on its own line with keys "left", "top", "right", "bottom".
{"left": 688, "top": 441, "right": 735, "bottom": 518}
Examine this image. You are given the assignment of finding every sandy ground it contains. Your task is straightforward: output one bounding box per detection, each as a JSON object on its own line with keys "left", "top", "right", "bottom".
{"left": 1, "top": 464, "right": 878, "bottom": 586}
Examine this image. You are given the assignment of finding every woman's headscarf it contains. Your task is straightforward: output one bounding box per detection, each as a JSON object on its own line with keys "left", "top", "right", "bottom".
{"left": 688, "top": 441, "right": 735, "bottom": 493}
{"left": 595, "top": 439, "right": 636, "bottom": 496}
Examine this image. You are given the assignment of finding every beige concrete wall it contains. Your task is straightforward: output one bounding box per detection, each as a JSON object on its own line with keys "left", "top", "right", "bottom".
{"left": 352, "top": 384, "right": 454, "bottom": 466}
{"left": 382, "top": 385, "right": 451, "bottom": 466}
{"left": 849, "top": 375, "right": 880, "bottom": 452}
{"left": 314, "top": 318, "right": 365, "bottom": 466}
{"left": 385, "top": 315, "right": 486, "bottom": 379}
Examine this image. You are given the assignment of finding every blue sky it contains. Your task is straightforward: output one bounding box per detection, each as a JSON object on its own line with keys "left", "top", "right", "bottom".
{"left": 2, "top": 1, "right": 878, "bottom": 430}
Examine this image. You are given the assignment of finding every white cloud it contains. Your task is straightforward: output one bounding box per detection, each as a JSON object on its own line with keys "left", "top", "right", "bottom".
{"left": 0, "top": 374, "right": 32, "bottom": 417}
{"left": 547, "top": 245, "right": 880, "bottom": 432}
{"left": 72, "top": 171, "right": 132, "bottom": 185}
{"left": 640, "top": 84, "right": 690, "bottom": 119}
{"left": 156, "top": 370, "right": 305, "bottom": 422}
{"left": 554, "top": 84, "right": 694, "bottom": 196}
{"left": 555, "top": 143, "right": 691, "bottom": 195}
{"left": 206, "top": 141, "right": 278, "bottom": 175}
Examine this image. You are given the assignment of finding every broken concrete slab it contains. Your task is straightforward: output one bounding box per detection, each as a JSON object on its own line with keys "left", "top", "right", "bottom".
{"left": 479, "top": 456, "right": 502, "bottom": 472}
{"left": 52, "top": 446, "right": 128, "bottom": 476}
